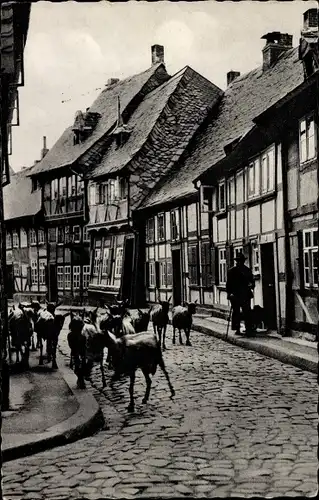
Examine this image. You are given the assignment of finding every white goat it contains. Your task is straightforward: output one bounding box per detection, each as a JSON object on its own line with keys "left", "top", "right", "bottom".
{"left": 99, "top": 320, "right": 175, "bottom": 412}
{"left": 172, "top": 300, "right": 198, "bottom": 346}
{"left": 150, "top": 297, "right": 171, "bottom": 350}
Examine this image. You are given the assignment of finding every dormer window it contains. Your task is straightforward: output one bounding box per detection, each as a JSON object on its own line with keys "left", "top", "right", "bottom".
{"left": 113, "top": 96, "right": 132, "bottom": 148}
{"left": 72, "top": 109, "right": 101, "bottom": 145}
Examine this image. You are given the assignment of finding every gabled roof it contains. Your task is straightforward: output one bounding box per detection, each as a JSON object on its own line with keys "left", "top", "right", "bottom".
{"left": 28, "top": 63, "right": 169, "bottom": 177}
{"left": 141, "top": 46, "right": 305, "bottom": 208}
{"left": 91, "top": 66, "right": 221, "bottom": 179}
{"left": 4, "top": 167, "right": 41, "bottom": 221}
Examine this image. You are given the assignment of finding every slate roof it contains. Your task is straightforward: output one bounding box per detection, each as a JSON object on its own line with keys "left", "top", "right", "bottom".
{"left": 141, "top": 46, "right": 305, "bottom": 209}
{"left": 3, "top": 167, "right": 41, "bottom": 221}
{"left": 29, "top": 63, "right": 169, "bottom": 176}
{"left": 91, "top": 66, "right": 221, "bottom": 179}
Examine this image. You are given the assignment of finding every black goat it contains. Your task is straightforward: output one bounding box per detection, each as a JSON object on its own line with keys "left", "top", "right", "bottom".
{"left": 150, "top": 297, "right": 171, "bottom": 350}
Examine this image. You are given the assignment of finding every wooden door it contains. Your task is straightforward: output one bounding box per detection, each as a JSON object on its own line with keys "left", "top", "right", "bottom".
{"left": 260, "top": 242, "right": 277, "bottom": 329}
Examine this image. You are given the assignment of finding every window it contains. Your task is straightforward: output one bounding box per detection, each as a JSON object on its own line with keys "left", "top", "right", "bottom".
{"left": 51, "top": 179, "right": 58, "bottom": 200}
{"left": 101, "top": 247, "right": 110, "bottom": 276}
{"left": 171, "top": 209, "right": 180, "bottom": 241}
{"left": 146, "top": 217, "right": 155, "bottom": 243}
{"left": 73, "top": 266, "right": 81, "bottom": 289}
{"left": 300, "top": 116, "right": 315, "bottom": 164}
{"left": 57, "top": 227, "right": 64, "bottom": 244}
{"left": 166, "top": 260, "right": 172, "bottom": 287}
{"left": 252, "top": 242, "right": 260, "bottom": 275}
{"left": 48, "top": 227, "right": 57, "bottom": 243}
{"left": 83, "top": 226, "right": 89, "bottom": 242}
{"left": 89, "top": 185, "right": 96, "bottom": 206}
{"left": 77, "top": 179, "right": 84, "bottom": 195}
{"left": 29, "top": 229, "right": 36, "bottom": 245}
{"left": 13, "top": 263, "right": 20, "bottom": 277}
{"left": 157, "top": 213, "right": 165, "bottom": 241}
{"left": 149, "top": 261, "right": 155, "bottom": 287}
{"left": 64, "top": 226, "right": 71, "bottom": 244}
{"left": 201, "top": 241, "right": 213, "bottom": 288}
{"left": 83, "top": 265, "right": 91, "bottom": 288}
{"left": 38, "top": 229, "right": 45, "bottom": 245}
{"left": 31, "top": 260, "right": 38, "bottom": 285}
{"left": 261, "top": 147, "right": 275, "bottom": 194}
{"left": 119, "top": 178, "right": 128, "bottom": 199}
{"left": 57, "top": 266, "right": 64, "bottom": 289}
{"left": 108, "top": 179, "right": 119, "bottom": 202}
{"left": 32, "top": 178, "right": 38, "bottom": 192}
{"left": 93, "top": 249, "right": 101, "bottom": 275}
{"left": 228, "top": 177, "right": 235, "bottom": 205}
{"left": 73, "top": 225, "right": 81, "bottom": 243}
{"left": 64, "top": 266, "right": 71, "bottom": 289}
{"left": 188, "top": 244, "right": 199, "bottom": 285}
{"left": 219, "top": 248, "right": 227, "bottom": 285}
{"left": 20, "top": 229, "right": 27, "bottom": 247}
{"left": 217, "top": 182, "right": 226, "bottom": 211}
{"left": 97, "top": 184, "right": 105, "bottom": 205}
{"left": 39, "top": 261, "right": 46, "bottom": 285}
{"left": 303, "top": 229, "right": 318, "bottom": 288}
{"left": 60, "top": 177, "right": 67, "bottom": 198}
{"left": 115, "top": 248, "right": 123, "bottom": 278}
{"left": 6, "top": 232, "right": 12, "bottom": 249}
{"left": 12, "top": 231, "right": 19, "bottom": 248}
{"left": 248, "top": 158, "right": 260, "bottom": 198}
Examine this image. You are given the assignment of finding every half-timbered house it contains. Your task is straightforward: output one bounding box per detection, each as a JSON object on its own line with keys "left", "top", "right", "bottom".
{"left": 4, "top": 166, "right": 47, "bottom": 303}
{"left": 86, "top": 48, "right": 222, "bottom": 305}
{"left": 139, "top": 11, "right": 318, "bottom": 338}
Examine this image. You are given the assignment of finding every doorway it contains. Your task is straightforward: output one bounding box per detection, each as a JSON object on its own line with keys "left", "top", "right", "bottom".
{"left": 172, "top": 249, "right": 182, "bottom": 306}
{"left": 260, "top": 242, "right": 277, "bottom": 329}
{"left": 48, "top": 264, "right": 58, "bottom": 302}
{"left": 121, "top": 237, "right": 134, "bottom": 302}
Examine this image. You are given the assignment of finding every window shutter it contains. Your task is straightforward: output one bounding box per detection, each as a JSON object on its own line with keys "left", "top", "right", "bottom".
{"left": 27, "top": 266, "right": 32, "bottom": 288}
{"left": 297, "top": 230, "right": 304, "bottom": 290}
{"left": 211, "top": 246, "right": 219, "bottom": 285}
{"left": 145, "top": 262, "right": 150, "bottom": 288}
{"left": 226, "top": 244, "right": 234, "bottom": 269}
{"left": 290, "top": 233, "right": 300, "bottom": 290}
{"left": 155, "top": 261, "right": 160, "bottom": 289}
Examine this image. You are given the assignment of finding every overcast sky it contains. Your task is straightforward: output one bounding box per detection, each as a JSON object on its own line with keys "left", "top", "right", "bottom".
{"left": 10, "top": 0, "right": 317, "bottom": 171}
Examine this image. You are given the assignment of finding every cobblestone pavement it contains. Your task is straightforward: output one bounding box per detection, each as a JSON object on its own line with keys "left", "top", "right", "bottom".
{"left": 2, "top": 323, "right": 317, "bottom": 499}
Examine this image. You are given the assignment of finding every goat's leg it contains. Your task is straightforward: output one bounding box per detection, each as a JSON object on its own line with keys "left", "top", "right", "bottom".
{"left": 39, "top": 338, "right": 44, "bottom": 365}
{"left": 172, "top": 327, "right": 176, "bottom": 344}
{"left": 100, "top": 358, "right": 106, "bottom": 388}
{"left": 186, "top": 328, "right": 192, "bottom": 346}
{"left": 158, "top": 327, "right": 162, "bottom": 348}
{"left": 158, "top": 355, "right": 175, "bottom": 398}
{"left": 162, "top": 325, "right": 167, "bottom": 351}
{"left": 179, "top": 329, "right": 183, "bottom": 345}
{"left": 128, "top": 372, "right": 136, "bottom": 413}
{"left": 141, "top": 369, "right": 152, "bottom": 404}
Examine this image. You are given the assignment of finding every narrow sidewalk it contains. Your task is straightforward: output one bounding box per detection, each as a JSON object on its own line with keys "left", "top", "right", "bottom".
{"left": 2, "top": 349, "right": 104, "bottom": 463}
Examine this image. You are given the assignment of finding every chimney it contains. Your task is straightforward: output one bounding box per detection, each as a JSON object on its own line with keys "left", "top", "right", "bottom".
{"left": 107, "top": 78, "right": 119, "bottom": 87}
{"left": 261, "top": 32, "right": 293, "bottom": 70}
{"left": 227, "top": 70, "right": 240, "bottom": 86}
{"left": 151, "top": 44, "right": 164, "bottom": 66}
{"left": 301, "top": 9, "right": 319, "bottom": 36}
{"left": 41, "top": 136, "right": 49, "bottom": 159}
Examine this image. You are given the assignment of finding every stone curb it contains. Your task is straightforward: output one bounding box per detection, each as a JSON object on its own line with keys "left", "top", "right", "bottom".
{"left": 2, "top": 351, "right": 105, "bottom": 463}
{"left": 191, "top": 320, "right": 318, "bottom": 375}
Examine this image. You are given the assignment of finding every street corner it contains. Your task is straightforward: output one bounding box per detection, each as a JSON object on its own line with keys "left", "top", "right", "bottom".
{"left": 2, "top": 349, "right": 105, "bottom": 463}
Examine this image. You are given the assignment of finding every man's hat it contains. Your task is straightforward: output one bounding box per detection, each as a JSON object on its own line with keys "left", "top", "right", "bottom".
{"left": 235, "top": 252, "right": 246, "bottom": 262}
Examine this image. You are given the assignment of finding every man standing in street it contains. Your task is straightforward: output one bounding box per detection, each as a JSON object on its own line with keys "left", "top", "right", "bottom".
{"left": 226, "top": 252, "right": 255, "bottom": 337}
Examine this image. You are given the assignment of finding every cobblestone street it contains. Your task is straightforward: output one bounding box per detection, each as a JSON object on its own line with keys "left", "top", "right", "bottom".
{"left": 2, "top": 324, "right": 317, "bottom": 499}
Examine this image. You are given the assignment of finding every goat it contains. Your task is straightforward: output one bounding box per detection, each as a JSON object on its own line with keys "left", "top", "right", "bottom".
{"left": 99, "top": 320, "right": 175, "bottom": 412}
{"left": 81, "top": 307, "right": 108, "bottom": 387}
{"left": 32, "top": 301, "right": 66, "bottom": 369}
{"left": 68, "top": 312, "right": 86, "bottom": 389}
{"left": 128, "top": 309, "right": 151, "bottom": 334}
{"left": 172, "top": 300, "right": 198, "bottom": 346}
{"left": 150, "top": 297, "right": 171, "bottom": 350}
{"left": 8, "top": 305, "right": 34, "bottom": 366}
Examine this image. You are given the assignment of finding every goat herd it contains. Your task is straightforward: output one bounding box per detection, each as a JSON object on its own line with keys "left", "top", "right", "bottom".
{"left": 8, "top": 297, "right": 198, "bottom": 412}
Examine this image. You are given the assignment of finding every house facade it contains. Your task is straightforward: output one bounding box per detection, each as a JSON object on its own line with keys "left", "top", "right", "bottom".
{"left": 138, "top": 10, "right": 318, "bottom": 338}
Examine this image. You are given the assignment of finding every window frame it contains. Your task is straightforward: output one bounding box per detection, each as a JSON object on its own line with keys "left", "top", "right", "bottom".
{"left": 39, "top": 260, "right": 46, "bottom": 285}
{"left": 218, "top": 248, "right": 227, "bottom": 286}
{"left": 217, "top": 181, "right": 226, "bottom": 212}
{"left": 31, "top": 260, "right": 38, "bottom": 286}
{"left": 38, "top": 229, "right": 45, "bottom": 245}
{"left": 188, "top": 243, "right": 199, "bottom": 286}
{"left": 73, "top": 265, "right": 81, "bottom": 289}
{"left": 114, "top": 247, "right": 123, "bottom": 278}
{"left": 29, "top": 229, "right": 37, "bottom": 246}
{"left": 148, "top": 261, "right": 156, "bottom": 288}
{"left": 12, "top": 230, "right": 19, "bottom": 248}
{"left": 64, "top": 265, "right": 71, "bottom": 290}
{"left": 57, "top": 226, "right": 64, "bottom": 245}
{"left": 73, "top": 225, "right": 81, "bottom": 243}
{"left": 6, "top": 231, "right": 12, "bottom": 249}
{"left": 251, "top": 241, "right": 260, "bottom": 276}
{"left": 20, "top": 228, "right": 28, "bottom": 248}
{"left": 170, "top": 209, "right": 180, "bottom": 241}
{"left": 299, "top": 115, "right": 316, "bottom": 165}
{"left": 303, "top": 229, "right": 318, "bottom": 288}
{"left": 146, "top": 217, "right": 155, "bottom": 244}
{"left": 83, "top": 265, "right": 91, "bottom": 289}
